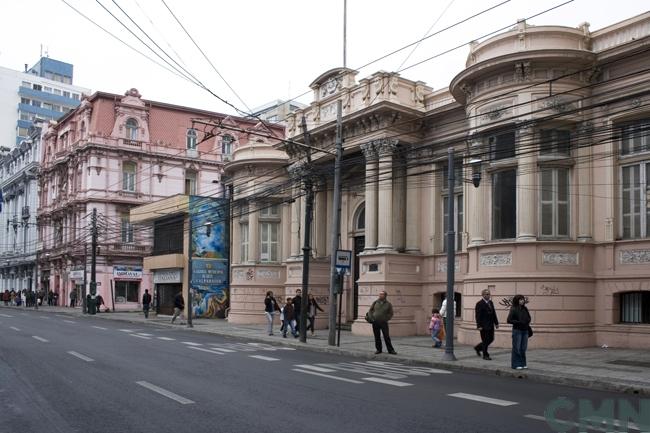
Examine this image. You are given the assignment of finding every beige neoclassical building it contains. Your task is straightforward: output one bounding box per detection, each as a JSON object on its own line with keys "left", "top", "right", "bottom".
{"left": 225, "top": 12, "right": 650, "bottom": 348}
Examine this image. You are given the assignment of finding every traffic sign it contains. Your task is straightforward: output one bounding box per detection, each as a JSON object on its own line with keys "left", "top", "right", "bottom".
{"left": 335, "top": 249, "right": 352, "bottom": 269}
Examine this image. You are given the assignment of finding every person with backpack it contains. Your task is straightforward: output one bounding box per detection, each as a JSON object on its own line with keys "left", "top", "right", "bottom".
{"left": 367, "top": 291, "right": 397, "bottom": 355}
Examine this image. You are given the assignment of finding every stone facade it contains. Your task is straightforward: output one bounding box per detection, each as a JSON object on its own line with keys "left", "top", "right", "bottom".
{"left": 226, "top": 13, "right": 650, "bottom": 348}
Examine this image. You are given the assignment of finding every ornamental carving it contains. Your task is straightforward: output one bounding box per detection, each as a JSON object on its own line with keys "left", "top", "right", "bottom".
{"left": 320, "top": 77, "right": 341, "bottom": 98}
{"left": 481, "top": 104, "right": 511, "bottom": 121}
{"left": 620, "top": 249, "right": 650, "bottom": 265}
{"left": 542, "top": 96, "right": 576, "bottom": 113}
{"left": 232, "top": 269, "right": 246, "bottom": 281}
{"left": 480, "top": 252, "right": 512, "bottom": 267}
{"left": 373, "top": 138, "right": 398, "bottom": 156}
{"left": 256, "top": 269, "right": 281, "bottom": 280}
{"left": 542, "top": 252, "right": 579, "bottom": 265}
{"left": 436, "top": 259, "right": 460, "bottom": 273}
{"left": 514, "top": 61, "right": 531, "bottom": 81}
{"left": 361, "top": 142, "right": 378, "bottom": 161}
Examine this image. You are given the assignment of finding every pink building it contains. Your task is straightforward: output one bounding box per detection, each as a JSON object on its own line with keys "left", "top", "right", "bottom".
{"left": 36, "top": 88, "right": 261, "bottom": 310}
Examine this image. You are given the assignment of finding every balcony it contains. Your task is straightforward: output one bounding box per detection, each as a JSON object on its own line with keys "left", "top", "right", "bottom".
{"left": 106, "top": 242, "right": 150, "bottom": 255}
{"left": 22, "top": 206, "right": 30, "bottom": 219}
{"left": 122, "top": 139, "right": 143, "bottom": 148}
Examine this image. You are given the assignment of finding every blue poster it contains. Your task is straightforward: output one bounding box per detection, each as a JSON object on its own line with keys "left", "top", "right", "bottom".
{"left": 189, "top": 196, "right": 230, "bottom": 318}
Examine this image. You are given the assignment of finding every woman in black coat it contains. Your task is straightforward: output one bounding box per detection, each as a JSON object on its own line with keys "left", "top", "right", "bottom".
{"left": 507, "top": 294, "right": 531, "bottom": 370}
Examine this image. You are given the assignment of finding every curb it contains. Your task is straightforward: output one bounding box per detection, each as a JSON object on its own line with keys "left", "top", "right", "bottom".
{"left": 6, "top": 306, "right": 649, "bottom": 396}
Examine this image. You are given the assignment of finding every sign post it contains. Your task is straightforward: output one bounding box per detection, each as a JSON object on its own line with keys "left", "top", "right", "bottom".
{"left": 334, "top": 250, "right": 351, "bottom": 346}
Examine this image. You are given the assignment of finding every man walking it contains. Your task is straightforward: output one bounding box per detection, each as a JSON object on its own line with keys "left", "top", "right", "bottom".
{"left": 69, "top": 290, "right": 77, "bottom": 308}
{"left": 292, "top": 289, "right": 302, "bottom": 333}
{"left": 474, "top": 289, "right": 499, "bottom": 360}
{"left": 368, "top": 291, "right": 397, "bottom": 355}
{"left": 142, "top": 289, "right": 152, "bottom": 319}
{"left": 171, "top": 291, "right": 185, "bottom": 324}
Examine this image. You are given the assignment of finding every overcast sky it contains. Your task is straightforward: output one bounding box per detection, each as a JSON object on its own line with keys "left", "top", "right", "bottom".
{"left": 0, "top": 0, "right": 647, "bottom": 118}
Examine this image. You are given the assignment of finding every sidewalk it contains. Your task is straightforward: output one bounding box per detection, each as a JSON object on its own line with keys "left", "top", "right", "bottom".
{"left": 6, "top": 305, "right": 650, "bottom": 395}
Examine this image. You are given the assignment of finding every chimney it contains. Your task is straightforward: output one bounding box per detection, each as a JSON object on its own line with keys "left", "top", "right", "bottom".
{"left": 24, "top": 63, "right": 28, "bottom": 72}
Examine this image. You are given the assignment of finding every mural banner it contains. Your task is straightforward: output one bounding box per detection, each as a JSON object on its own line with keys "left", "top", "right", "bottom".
{"left": 189, "top": 196, "right": 229, "bottom": 318}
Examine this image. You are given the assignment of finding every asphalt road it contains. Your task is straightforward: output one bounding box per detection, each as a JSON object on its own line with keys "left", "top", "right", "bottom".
{"left": 0, "top": 308, "right": 647, "bottom": 433}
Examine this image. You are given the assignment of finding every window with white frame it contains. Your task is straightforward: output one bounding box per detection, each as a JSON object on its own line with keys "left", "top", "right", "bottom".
{"left": 621, "top": 162, "right": 650, "bottom": 239}
{"left": 125, "top": 118, "right": 138, "bottom": 140}
{"left": 540, "top": 129, "right": 571, "bottom": 155}
{"left": 240, "top": 222, "right": 249, "bottom": 262}
{"left": 222, "top": 135, "right": 233, "bottom": 159}
{"left": 115, "top": 281, "right": 139, "bottom": 303}
{"left": 122, "top": 161, "right": 136, "bottom": 192}
{"left": 259, "top": 204, "right": 279, "bottom": 218}
{"left": 260, "top": 222, "right": 279, "bottom": 262}
{"left": 121, "top": 214, "right": 134, "bottom": 243}
{"left": 185, "top": 170, "right": 197, "bottom": 195}
{"left": 620, "top": 119, "right": 650, "bottom": 156}
{"left": 186, "top": 128, "right": 197, "bottom": 149}
{"left": 540, "top": 167, "right": 570, "bottom": 238}
{"left": 492, "top": 169, "right": 517, "bottom": 239}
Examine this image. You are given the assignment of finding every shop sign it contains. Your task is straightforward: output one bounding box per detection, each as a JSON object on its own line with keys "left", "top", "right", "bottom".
{"left": 113, "top": 265, "right": 143, "bottom": 280}
{"left": 153, "top": 268, "right": 182, "bottom": 284}
{"left": 69, "top": 270, "right": 84, "bottom": 280}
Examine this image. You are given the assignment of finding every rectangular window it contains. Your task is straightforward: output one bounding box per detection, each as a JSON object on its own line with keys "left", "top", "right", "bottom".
{"left": 33, "top": 84, "right": 42, "bottom": 91}
{"left": 259, "top": 204, "right": 280, "bottom": 217}
{"left": 19, "top": 112, "right": 30, "bottom": 121}
{"left": 114, "top": 281, "right": 139, "bottom": 303}
{"left": 443, "top": 194, "right": 463, "bottom": 252}
{"left": 620, "top": 119, "right": 650, "bottom": 156}
{"left": 18, "top": 127, "right": 29, "bottom": 137}
{"left": 489, "top": 131, "right": 516, "bottom": 160}
{"left": 43, "top": 86, "right": 52, "bottom": 93}
{"left": 620, "top": 292, "right": 650, "bottom": 324}
{"left": 21, "top": 97, "right": 30, "bottom": 105}
{"left": 53, "top": 88, "right": 62, "bottom": 96}
{"left": 31, "top": 100, "right": 41, "bottom": 108}
{"left": 184, "top": 171, "right": 197, "bottom": 195}
{"left": 121, "top": 214, "right": 134, "bottom": 243}
{"left": 540, "top": 129, "right": 571, "bottom": 155}
{"left": 492, "top": 169, "right": 517, "bottom": 239}
{"left": 63, "top": 91, "right": 71, "bottom": 98}
{"left": 240, "top": 222, "right": 249, "bottom": 262}
{"left": 153, "top": 216, "right": 184, "bottom": 255}
{"left": 21, "top": 81, "right": 32, "bottom": 88}
{"left": 621, "top": 162, "right": 650, "bottom": 239}
{"left": 260, "top": 222, "right": 279, "bottom": 262}
{"left": 122, "top": 162, "right": 136, "bottom": 192}
{"left": 72, "top": 93, "right": 80, "bottom": 100}
{"left": 42, "top": 102, "right": 53, "bottom": 111}
{"left": 540, "top": 168, "right": 570, "bottom": 237}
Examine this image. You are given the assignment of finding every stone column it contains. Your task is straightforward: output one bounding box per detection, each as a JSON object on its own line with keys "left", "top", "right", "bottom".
{"left": 393, "top": 155, "right": 406, "bottom": 251}
{"left": 231, "top": 211, "right": 241, "bottom": 264}
{"left": 376, "top": 139, "right": 397, "bottom": 251}
{"left": 577, "top": 127, "right": 593, "bottom": 241}
{"left": 516, "top": 126, "right": 536, "bottom": 241}
{"left": 405, "top": 150, "right": 421, "bottom": 253}
{"left": 361, "top": 142, "right": 378, "bottom": 251}
{"left": 469, "top": 167, "right": 487, "bottom": 246}
{"left": 314, "top": 183, "right": 327, "bottom": 257}
{"left": 248, "top": 202, "right": 259, "bottom": 263}
{"left": 290, "top": 188, "right": 301, "bottom": 257}
{"left": 281, "top": 203, "right": 291, "bottom": 260}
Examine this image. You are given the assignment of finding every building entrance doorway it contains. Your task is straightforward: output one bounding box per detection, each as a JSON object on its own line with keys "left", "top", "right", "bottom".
{"left": 156, "top": 283, "right": 182, "bottom": 315}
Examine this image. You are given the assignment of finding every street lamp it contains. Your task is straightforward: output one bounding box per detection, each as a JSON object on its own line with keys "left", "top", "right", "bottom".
{"left": 442, "top": 148, "right": 481, "bottom": 362}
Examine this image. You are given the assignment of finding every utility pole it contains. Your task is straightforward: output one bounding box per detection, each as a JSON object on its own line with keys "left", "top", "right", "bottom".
{"left": 82, "top": 243, "right": 87, "bottom": 314}
{"left": 327, "top": 100, "right": 343, "bottom": 346}
{"left": 187, "top": 213, "right": 193, "bottom": 328}
{"left": 89, "top": 208, "right": 97, "bottom": 315}
{"left": 299, "top": 116, "right": 313, "bottom": 343}
{"left": 443, "top": 148, "right": 457, "bottom": 361}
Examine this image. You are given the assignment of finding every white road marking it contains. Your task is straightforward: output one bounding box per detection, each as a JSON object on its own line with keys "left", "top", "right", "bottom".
{"left": 0, "top": 313, "right": 14, "bottom": 318}
{"left": 249, "top": 355, "right": 280, "bottom": 361}
{"left": 188, "top": 347, "right": 224, "bottom": 355}
{"left": 157, "top": 337, "right": 175, "bottom": 341}
{"left": 119, "top": 329, "right": 136, "bottom": 333}
{"left": 92, "top": 326, "right": 108, "bottom": 330}
{"left": 278, "top": 347, "right": 296, "bottom": 351}
{"left": 130, "top": 334, "right": 151, "bottom": 340}
{"left": 448, "top": 393, "right": 518, "bottom": 407}
{"left": 292, "top": 368, "right": 364, "bottom": 384}
{"left": 136, "top": 333, "right": 153, "bottom": 337}
{"left": 362, "top": 377, "right": 413, "bottom": 387}
{"left": 10, "top": 326, "right": 20, "bottom": 331}
{"left": 181, "top": 342, "right": 202, "bottom": 346}
{"left": 136, "top": 381, "right": 194, "bottom": 405}
{"left": 294, "top": 364, "right": 336, "bottom": 373}
{"left": 207, "top": 346, "right": 236, "bottom": 353}
{"left": 32, "top": 336, "right": 49, "bottom": 343}
{"left": 365, "top": 361, "right": 452, "bottom": 375}
{"left": 63, "top": 320, "right": 76, "bottom": 324}
{"left": 246, "top": 343, "right": 278, "bottom": 351}
{"left": 67, "top": 351, "right": 94, "bottom": 362}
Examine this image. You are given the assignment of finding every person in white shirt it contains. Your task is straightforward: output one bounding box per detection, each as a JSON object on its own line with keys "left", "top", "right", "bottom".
{"left": 440, "top": 297, "right": 456, "bottom": 329}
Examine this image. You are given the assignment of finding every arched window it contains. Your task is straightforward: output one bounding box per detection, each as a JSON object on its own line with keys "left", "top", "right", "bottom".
{"left": 222, "top": 135, "right": 233, "bottom": 158}
{"left": 125, "top": 118, "right": 138, "bottom": 140}
{"left": 186, "top": 128, "right": 197, "bottom": 149}
{"left": 122, "top": 161, "right": 136, "bottom": 192}
{"left": 356, "top": 207, "right": 365, "bottom": 231}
